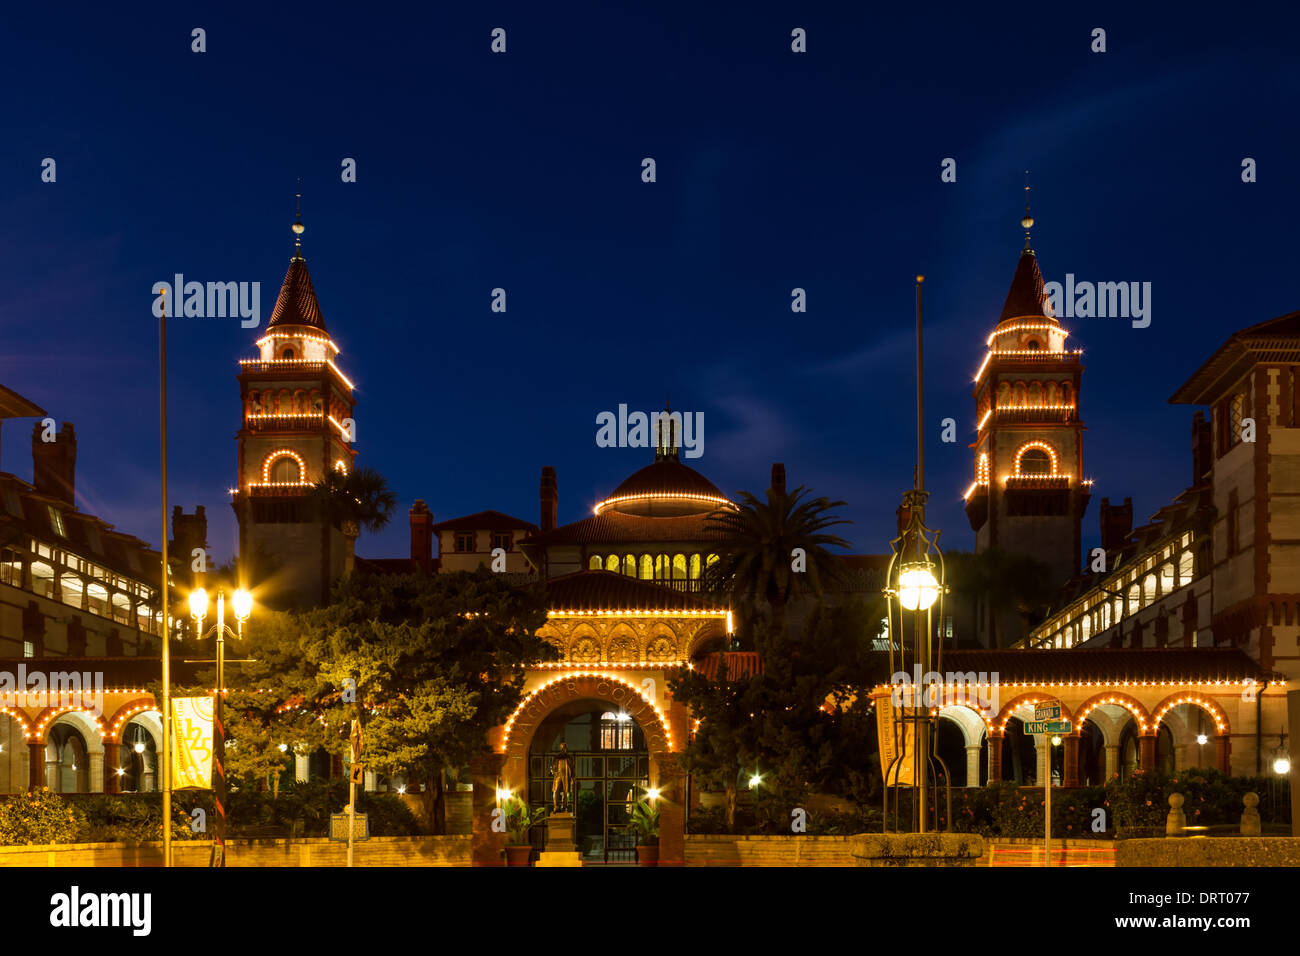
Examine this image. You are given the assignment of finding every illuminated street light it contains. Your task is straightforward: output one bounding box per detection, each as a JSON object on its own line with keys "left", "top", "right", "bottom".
{"left": 1197, "top": 734, "right": 1208, "bottom": 746}
{"left": 897, "top": 562, "right": 940, "bottom": 611}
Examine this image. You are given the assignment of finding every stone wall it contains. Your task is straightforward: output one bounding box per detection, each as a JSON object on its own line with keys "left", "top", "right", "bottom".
{"left": 1117, "top": 837, "right": 1300, "bottom": 867}
{"left": 685, "top": 834, "right": 857, "bottom": 867}
{"left": 0, "top": 835, "right": 471, "bottom": 867}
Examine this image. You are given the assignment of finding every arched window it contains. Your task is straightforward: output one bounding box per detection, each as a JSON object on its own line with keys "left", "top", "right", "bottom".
{"left": 1025, "top": 339, "right": 1041, "bottom": 350}
{"left": 689, "top": 554, "right": 702, "bottom": 579}
{"left": 997, "top": 382, "right": 1011, "bottom": 406}
{"left": 1046, "top": 382, "right": 1058, "bottom": 405}
{"left": 706, "top": 553, "right": 719, "bottom": 567}
{"left": 1081, "top": 614, "right": 1092, "bottom": 640}
{"left": 599, "top": 712, "right": 633, "bottom": 751}
{"left": 1062, "top": 382, "right": 1073, "bottom": 404}
{"left": 605, "top": 554, "right": 620, "bottom": 573}
{"left": 281, "top": 347, "right": 295, "bottom": 361}
{"left": 1143, "top": 574, "right": 1156, "bottom": 605}
{"left": 1013, "top": 382, "right": 1027, "bottom": 405}
{"left": 269, "top": 456, "right": 302, "bottom": 483}
{"left": 1018, "top": 448, "right": 1052, "bottom": 475}
{"left": 672, "top": 554, "right": 687, "bottom": 580}
{"left": 639, "top": 555, "right": 653, "bottom": 580}
{"left": 1178, "top": 550, "right": 1194, "bottom": 585}
{"left": 1028, "top": 382, "right": 1042, "bottom": 404}
{"left": 655, "top": 554, "right": 669, "bottom": 580}
{"left": 1159, "top": 562, "right": 1175, "bottom": 595}
{"left": 1100, "top": 602, "right": 1111, "bottom": 630}
{"left": 589, "top": 555, "right": 603, "bottom": 571}
{"left": 1128, "top": 582, "right": 1141, "bottom": 613}
{"left": 623, "top": 555, "right": 636, "bottom": 577}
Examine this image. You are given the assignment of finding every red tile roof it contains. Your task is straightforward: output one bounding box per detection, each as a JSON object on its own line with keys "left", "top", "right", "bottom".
{"left": 544, "top": 570, "right": 724, "bottom": 613}
{"left": 1170, "top": 309, "right": 1300, "bottom": 404}
{"left": 432, "top": 510, "right": 538, "bottom": 533}
{"left": 935, "top": 647, "right": 1265, "bottom": 685}
{"left": 698, "top": 652, "right": 763, "bottom": 680}
{"left": 607, "top": 458, "right": 727, "bottom": 504}
{"left": 266, "top": 257, "right": 327, "bottom": 332}
{"left": 524, "top": 510, "right": 728, "bottom": 546}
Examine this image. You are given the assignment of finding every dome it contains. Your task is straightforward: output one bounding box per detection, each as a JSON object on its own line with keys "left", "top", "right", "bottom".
{"left": 595, "top": 459, "right": 731, "bottom": 517}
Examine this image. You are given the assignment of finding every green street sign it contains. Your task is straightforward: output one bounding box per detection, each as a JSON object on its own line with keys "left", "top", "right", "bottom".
{"left": 1024, "top": 719, "right": 1070, "bottom": 735}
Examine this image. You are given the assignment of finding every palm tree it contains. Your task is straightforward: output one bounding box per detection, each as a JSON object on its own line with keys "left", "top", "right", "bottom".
{"left": 309, "top": 466, "right": 397, "bottom": 539}
{"left": 703, "top": 485, "right": 851, "bottom": 638}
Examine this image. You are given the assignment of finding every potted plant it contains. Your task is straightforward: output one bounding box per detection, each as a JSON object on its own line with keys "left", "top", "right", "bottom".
{"left": 503, "top": 797, "right": 546, "bottom": 867}
{"left": 629, "top": 799, "right": 660, "bottom": 866}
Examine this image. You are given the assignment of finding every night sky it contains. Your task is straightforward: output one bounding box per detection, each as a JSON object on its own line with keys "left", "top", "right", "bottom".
{"left": 2, "top": 4, "right": 1298, "bottom": 566}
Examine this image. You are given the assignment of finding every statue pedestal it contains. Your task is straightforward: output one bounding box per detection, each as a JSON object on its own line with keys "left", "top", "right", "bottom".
{"left": 536, "top": 851, "right": 583, "bottom": 867}
{"left": 546, "top": 812, "right": 579, "bottom": 854}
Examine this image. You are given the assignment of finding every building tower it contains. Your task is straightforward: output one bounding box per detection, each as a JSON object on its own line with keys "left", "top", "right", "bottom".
{"left": 232, "top": 207, "right": 357, "bottom": 608}
{"left": 964, "top": 202, "right": 1091, "bottom": 596}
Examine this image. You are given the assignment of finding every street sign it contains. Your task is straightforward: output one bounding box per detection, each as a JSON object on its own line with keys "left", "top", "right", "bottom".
{"left": 330, "top": 813, "right": 369, "bottom": 842}
{"left": 349, "top": 763, "right": 364, "bottom": 785}
{"left": 1024, "top": 719, "right": 1070, "bottom": 735}
{"left": 1034, "top": 703, "right": 1062, "bottom": 721}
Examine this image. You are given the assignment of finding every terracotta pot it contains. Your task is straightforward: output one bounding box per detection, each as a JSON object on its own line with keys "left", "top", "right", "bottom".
{"left": 636, "top": 844, "right": 659, "bottom": 867}
{"left": 505, "top": 845, "right": 533, "bottom": 867}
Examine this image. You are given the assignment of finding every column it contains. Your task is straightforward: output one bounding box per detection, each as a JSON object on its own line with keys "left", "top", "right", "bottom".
{"left": 45, "top": 756, "right": 59, "bottom": 790}
{"left": 1064, "top": 735, "right": 1080, "bottom": 788}
{"left": 1138, "top": 734, "right": 1156, "bottom": 773}
{"left": 1215, "top": 734, "right": 1231, "bottom": 773}
{"left": 88, "top": 752, "right": 104, "bottom": 793}
{"left": 987, "top": 733, "right": 1003, "bottom": 782}
{"left": 1104, "top": 745, "right": 1119, "bottom": 781}
{"left": 964, "top": 746, "right": 981, "bottom": 787}
{"left": 104, "top": 743, "right": 121, "bottom": 794}
{"left": 656, "top": 753, "right": 685, "bottom": 867}
{"left": 469, "top": 752, "right": 506, "bottom": 867}
{"left": 294, "top": 753, "right": 310, "bottom": 783}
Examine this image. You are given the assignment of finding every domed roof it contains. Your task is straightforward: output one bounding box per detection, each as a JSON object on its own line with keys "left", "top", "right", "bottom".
{"left": 596, "top": 458, "right": 731, "bottom": 517}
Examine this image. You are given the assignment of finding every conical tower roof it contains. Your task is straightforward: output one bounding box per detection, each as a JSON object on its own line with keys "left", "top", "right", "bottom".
{"left": 998, "top": 249, "right": 1055, "bottom": 322}
{"left": 266, "top": 256, "right": 327, "bottom": 332}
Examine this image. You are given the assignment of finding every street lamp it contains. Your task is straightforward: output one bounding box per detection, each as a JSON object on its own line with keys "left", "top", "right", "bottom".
{"left": 189, "top": 586, "right": 252, "bottom": 868}
{"left": 882, "top": 275, "right": 951, "bottom": 835}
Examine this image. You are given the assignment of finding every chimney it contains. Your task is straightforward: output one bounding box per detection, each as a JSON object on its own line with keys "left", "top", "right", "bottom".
{"left": 171, "top": 505, "right": 209, "bottom": 558}
{"left": 1099, "top": 496, "right": 1133, "bottom": 554}
{"left": 770, "top": 463, "right": 786, "bottom": 497}
{"left": 1192, "top": 410, "right": 1212, "bottom": 487}
{"left": 540, "top": 467, "right": 558, "bottom": 533}
{"left": 32, "top": 421, "right": 76, "bottom": 506}
{"left": 410, "top": 500, "right": 433, "bottom": 571}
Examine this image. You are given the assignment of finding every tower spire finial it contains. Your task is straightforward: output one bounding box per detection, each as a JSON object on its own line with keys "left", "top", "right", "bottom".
{"left": 291, "top": 178, "right": 305, "bottom": 260}
{"left": 1021, "top": 170, "right": 1034, "bottom": 252}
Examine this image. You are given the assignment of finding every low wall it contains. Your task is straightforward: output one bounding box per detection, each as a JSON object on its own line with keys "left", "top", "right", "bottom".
{"left": 1117, "top": 838, "right": 1300, "bottom": 867}
{"left": 0, "top": 835, "right": 472, "bottom": 867}
{"left": 685, "top": 834, "right": 857, "bottom": 867}
{"left": 851, "top": 833, "right": 984, "bottom": 867}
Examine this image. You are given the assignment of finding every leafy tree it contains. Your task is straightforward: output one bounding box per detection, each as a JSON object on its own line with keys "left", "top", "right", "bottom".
{"left": 287, "top": 569, "right": 555, "bottom": 832}
{"left": 702, "top": 485, "right": 851, "bottom": 638}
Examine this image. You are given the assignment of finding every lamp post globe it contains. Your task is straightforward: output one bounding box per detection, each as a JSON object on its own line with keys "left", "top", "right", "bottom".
{"left": 188, "top": 587, "right": 208, "bottom": 623}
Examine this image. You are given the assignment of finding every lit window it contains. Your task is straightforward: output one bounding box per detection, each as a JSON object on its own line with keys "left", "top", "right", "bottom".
{"left": 22, "top": 641, "right": 33, "bottom": 659}
{"left": 599, "top": 711, "right": 633, "bottom": 750}
{"left": 1178, "top": 550, "right": 1194, "bottom": 585}
{"left": 48, "top": 506, "right": 66, "bottom": 537}
{"left": 589, "top": 555, "right": 603, "bottom": 571}
{"left": 1018, "top": 448, "right": 1052, "bottom": 475}
{"left": 269, "top": 457, "right": 301, "bottom": 483}
{"left": 605, "top": 554, "right": 620, "bottom": 572}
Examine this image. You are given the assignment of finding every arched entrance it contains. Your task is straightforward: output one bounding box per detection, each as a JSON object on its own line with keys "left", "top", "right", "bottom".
{"left": 528, "top": 702, "right": 650, "bottom": 863}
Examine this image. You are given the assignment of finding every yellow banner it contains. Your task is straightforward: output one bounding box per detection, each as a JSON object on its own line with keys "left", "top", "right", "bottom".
{"left": 170, "top": 695, "right": 214, "bottom": 790}
{"left": 873, "top": 688, "right": 917, "bottom": 786}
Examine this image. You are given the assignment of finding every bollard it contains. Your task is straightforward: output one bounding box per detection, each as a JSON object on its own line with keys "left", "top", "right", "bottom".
{"left": 1165, "top": 793, "right": 1186, "bottom": 837}
{"left": 1240, "top": 792, "right": 1261, "bottom": 836}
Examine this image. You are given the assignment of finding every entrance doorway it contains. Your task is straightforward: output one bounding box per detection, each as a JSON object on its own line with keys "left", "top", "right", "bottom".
{"left": 529, "top": 702, "right": 650, "bottom": 864}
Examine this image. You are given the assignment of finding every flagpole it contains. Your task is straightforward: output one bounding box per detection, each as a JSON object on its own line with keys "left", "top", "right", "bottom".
{"left": 159, "top": 290, "right": 172, "bottom": 868}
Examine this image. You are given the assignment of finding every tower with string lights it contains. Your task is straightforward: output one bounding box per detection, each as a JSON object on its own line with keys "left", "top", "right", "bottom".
{"left": 232, "top": 202, "right": 358, "bottom": 607}
{"left": 963, "top": 190, "right": 1092, "bottom": 601}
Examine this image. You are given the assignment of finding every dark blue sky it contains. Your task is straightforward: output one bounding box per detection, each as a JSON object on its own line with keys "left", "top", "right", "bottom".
{"left": 2, "top": 3, "right": 1297, "bottom": 565}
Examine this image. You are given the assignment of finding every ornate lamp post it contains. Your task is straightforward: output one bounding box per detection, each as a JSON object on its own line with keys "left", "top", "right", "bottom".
{"left": 189, "top": 586, "right": 252, "bottom": 867}
{"left": 882, "top": 275, "right": 951, "bottom": 833}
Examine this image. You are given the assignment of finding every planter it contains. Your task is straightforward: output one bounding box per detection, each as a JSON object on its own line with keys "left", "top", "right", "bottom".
{"left": 505, "top": 845, "right": 533, "bottom": 867}
{"left": 636, "top": 844, "right": 659, "bottom": 867}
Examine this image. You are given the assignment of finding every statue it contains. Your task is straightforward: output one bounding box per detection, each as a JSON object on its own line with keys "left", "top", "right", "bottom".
{"left": 551, "top": 742, "right": 576, "bottom": 813}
